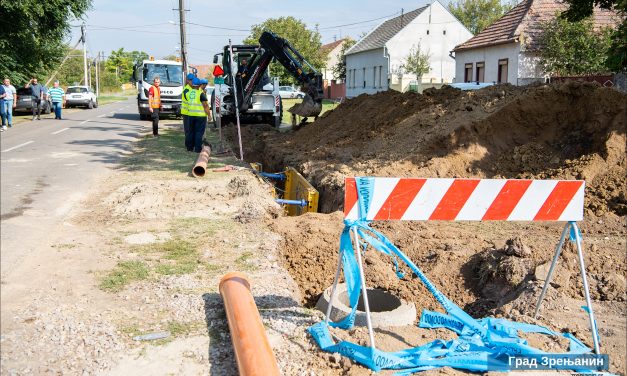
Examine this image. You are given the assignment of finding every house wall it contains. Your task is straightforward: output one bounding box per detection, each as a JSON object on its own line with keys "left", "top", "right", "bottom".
{"left": 322, "top": 42, "right": 345, "bottom": 82}
{"left": 454, "top": 43, "right": 520, "bottom": 84}
{"left": 518, "top": 51, "right": 545, "bottom": 85}
{"left": 386, "top": 1, "right": 472, "bottom": 84}
{"left": 345, "top": 48, "right": 389, "bottom": 98}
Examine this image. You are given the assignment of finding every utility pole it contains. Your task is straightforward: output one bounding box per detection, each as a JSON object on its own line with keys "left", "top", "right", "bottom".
{"left": 95, "top": 52, "right": 100, "bottom": 97}
{"left": 81, "top": 23, "right": 89, "bottom": 87}
{"left": 177, "top": 0, "right": 188, "bottom": 74}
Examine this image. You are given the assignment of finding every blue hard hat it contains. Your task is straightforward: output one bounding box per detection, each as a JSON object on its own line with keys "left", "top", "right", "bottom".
{"left": 187, "top": 73, "right": 196, "bottom": 80}
{"left": 192, "top": 77, "right": 202, "bottom": 86}
{"left": 200, "top": 79, "right": 208, "bottom": 85}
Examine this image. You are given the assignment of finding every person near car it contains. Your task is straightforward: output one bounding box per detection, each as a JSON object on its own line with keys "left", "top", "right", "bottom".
{"left": 1, "top": 78, "right": 17, "bottom": 130}
{"left": 186, "top": 77, "right": 212, "bottom": 153}
{"left": 25, "top": 77, "right": 45, "bottom": 120}
{"left": 0, "top": 84, "right": 5, "bottom": 131}
{"left": 48, "top": 81, "right": 65, "bottom": 120}
{"left": 181, "top": 73, "right": 195, "bottom": 144}
{"left": 148, "top": 76, "right": 161, "bottom": 137}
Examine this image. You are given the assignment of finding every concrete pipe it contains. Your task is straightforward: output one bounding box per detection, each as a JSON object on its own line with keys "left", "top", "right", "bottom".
{"left": 219, "top": 272, "right": 280, "bottom": 376}
{"left": 192, "top": 145, "right": 211, "bottom": 177}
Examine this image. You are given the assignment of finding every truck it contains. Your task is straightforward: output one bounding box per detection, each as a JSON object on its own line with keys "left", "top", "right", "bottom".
{"left": 132, "top": 58, "right": 184, "bottom": 120}
{"left": 211, "top": 31, "right": 324, "bottom": 128}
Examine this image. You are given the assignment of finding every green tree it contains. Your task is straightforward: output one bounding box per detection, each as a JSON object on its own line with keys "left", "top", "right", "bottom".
{"left": 448, "top": 0, "right": 513, "bottom": 34}
{"left": 161, "top": 54, "right": 179, "bottom": 61}
{"left": 538, "top": 16, "right": 612, "bottom": 75}
{"left": 0, "top": 0, "right": 92, "bottom": 84}
{"left": 244, "top": 16, "right": 325, "bottom": 85}
{"left": 54, "top": 48, "right": 87, "bottom": 86}
{"left": 402, "top": 44, "right": 431, "bottom": 78}
{"left": 332, "top": 38, "right": 356, "bottom": 81}
{"left": 560, "top": 0, "right": 625, "bottom": 71}
{"left": 105, "top": 48, "right": 148, "bottom": 83}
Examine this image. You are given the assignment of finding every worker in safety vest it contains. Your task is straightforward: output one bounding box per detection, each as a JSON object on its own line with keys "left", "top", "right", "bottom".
{"left": 181, "top": 73, "right": 195, "bottom": 144}
{"left": 186, "top": 77, "right": 212, "bottom": 152}
{"left": 148, "top": 76, "right": 161, "bottom": 137}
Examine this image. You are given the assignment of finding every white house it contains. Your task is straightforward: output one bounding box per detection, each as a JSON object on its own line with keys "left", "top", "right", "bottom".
{"left": 320, "top": 39, "right": 347, "bottom": 83}
{"left": 452, "top": 0, "right": 618, "bottom": 85}
{"left": 345, "top": 1, "right": 472, "bottom": 97}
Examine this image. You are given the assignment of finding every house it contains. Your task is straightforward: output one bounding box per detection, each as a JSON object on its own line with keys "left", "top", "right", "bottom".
{"left": 344, "top": 1, "right": 472, "bottom": 97}
{"left": 320, "top": 39, "right": 348, "bottom": 99}
{"left": 452, "top": 0, "right": 618, "bottom": 85}
{"left": 189, "top": 64, "right": 215, "bottom": 80}
{"left": 320, "top": 39, "right": 347, "bottom": 83}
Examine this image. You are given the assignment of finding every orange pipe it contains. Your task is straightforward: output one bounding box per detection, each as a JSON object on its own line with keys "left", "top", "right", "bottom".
{"left": 192, "top": 145, "right": 211, "bottom": 177}
{"left": 219, "top": 272, "right": 280, "bottom": 376}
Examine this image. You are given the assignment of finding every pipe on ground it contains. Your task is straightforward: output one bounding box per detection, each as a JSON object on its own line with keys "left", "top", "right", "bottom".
{"left": 192, "top": 145, "right": 211, "bottom": 177}
{"left": 219, "top": 272, "right": 280, "bottom": 376}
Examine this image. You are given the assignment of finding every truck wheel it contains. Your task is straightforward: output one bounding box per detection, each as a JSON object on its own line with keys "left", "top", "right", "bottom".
{"left": 214, "top": 116, "right": 221, "bottom": 130}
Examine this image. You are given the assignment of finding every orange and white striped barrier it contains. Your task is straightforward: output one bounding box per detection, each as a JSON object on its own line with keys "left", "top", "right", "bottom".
{"left": 344, "top": 178, "right": 585, "bottom": 221}
{"left": 320, "top": 177, "right": 599, "bottom": 360}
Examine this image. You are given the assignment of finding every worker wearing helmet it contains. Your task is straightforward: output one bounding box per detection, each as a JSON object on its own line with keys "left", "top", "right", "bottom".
{"left": 186, "top": 77, "right": 212, "bottom": 152}
{"left": 181, "top": 73, "right": 195, "bottom": 143}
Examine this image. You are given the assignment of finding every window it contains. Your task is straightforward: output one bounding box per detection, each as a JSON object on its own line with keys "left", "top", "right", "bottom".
{"left": 347, "top": 71, "right": 351, "bottom": 88}
{"left": 443, "top": 30, "right": 446, "bottom": 35}
{"left": 426, "top": 30, "right": 430, "bottom": 35}
{"left": 363, "top": 67, "right": 366, "bottom": 88}
{"left": 352, "top": 69, "right": 356, "bottom": 88}
{"left": 498, "top": 59, "right": 508, "bottom": 83}
{"left": 373, "top": 67, "right": 377, "bottom": 88}
{"left": 378, "top": 66, "right": 383, "bottom": 88}
{"left": 464, "top": 63, "right": 473, "bottom": 83}
{"left": 476, "top": 62, "right": 485, "bottom": 82}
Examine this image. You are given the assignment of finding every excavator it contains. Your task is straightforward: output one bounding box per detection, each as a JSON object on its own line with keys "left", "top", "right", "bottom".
{"left": 212, "top": 31, "right": 324, "bottom": 128}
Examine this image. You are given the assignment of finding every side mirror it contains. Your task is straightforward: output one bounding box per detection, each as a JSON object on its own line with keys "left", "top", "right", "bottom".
{"left": 213, "top": 54, "right": 219, "bottom": 64}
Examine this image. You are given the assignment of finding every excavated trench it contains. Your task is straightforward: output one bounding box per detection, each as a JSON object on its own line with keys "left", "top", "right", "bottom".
{"left": 229, "top": 83, "right": 626, "bottom": 354}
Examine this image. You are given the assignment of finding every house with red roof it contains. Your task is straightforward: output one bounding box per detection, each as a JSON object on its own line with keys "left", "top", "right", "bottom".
{"left": 452, "top": 0, "right": 619, "bottom": 85}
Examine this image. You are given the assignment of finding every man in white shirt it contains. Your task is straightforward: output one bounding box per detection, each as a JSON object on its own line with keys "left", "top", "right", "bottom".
{"left": 1, "top": 78, "right": 17, "bottom": 130}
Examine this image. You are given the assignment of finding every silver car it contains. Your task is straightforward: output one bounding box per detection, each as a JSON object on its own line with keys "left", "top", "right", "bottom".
{"left": 278, "top": 86, "right": 305, "bottom": 99}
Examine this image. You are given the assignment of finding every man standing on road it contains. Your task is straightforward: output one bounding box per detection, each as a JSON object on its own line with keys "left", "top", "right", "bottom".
{"left": 48, "top": 81, "right": 65, "bottom": 120}
{"left": 0, "top": 84, "right": 5, "bottom": 131}
{"left": 25, "top": 77, "right": 45, "bottom": 120}
{"left": 1, "top": 78, "right": 17, "bottom": 130}
{"left": 186, "top": 77, "right": 212, "bottom": 152}
{"left": 148, "top": 76, "right": 162, "bottom": 137}
{"left": 181, "top": 72, "right": 195, "bottom": 145}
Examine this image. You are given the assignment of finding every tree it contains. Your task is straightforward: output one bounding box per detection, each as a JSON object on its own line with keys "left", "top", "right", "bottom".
{"left": 332, "top": 38, "right": 356, "bottom": 81}
{"left": 560, "top": 0, "right": 626, "bottom": 72}
{"left": 244, "top": 17, "right": 325, "bottom": 85}
{"left": 0, "top": 0, "right": 92, "bottom": 84}
{"left": 161, "top": 54, "right": 179, "bottom": 61}
{"left": 401, "top": 44, "right": 431, "bottom": 78}
{"left": 105, "top": 48, "right": 148, "bottom": 82}
{"left": 538, "top": 16, "right": 612, "bottom": 76}
{"left": 448, "top": 0, "right": 513, "bottom": 34}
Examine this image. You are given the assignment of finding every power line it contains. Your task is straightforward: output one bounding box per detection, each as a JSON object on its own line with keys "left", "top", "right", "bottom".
{"left": 318, "top": 11, "right": 401, "bottom": 30}
{"left": 184, "top": 21, "right": 249, "bottom": 32}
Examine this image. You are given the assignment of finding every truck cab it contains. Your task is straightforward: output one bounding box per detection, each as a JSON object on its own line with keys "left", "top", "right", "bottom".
{"left": 133, "top": 59, "right": 184, "bottom": 120}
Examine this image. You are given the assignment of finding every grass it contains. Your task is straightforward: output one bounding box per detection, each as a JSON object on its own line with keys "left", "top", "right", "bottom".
{"left": 235, "top": 251, "right": 257, "bottom": 271}
{"left": 100, "top": 260, "right": 150, "bottom": 292}
{"left": 121, "top": 129, "right": 198, "bottom": 173}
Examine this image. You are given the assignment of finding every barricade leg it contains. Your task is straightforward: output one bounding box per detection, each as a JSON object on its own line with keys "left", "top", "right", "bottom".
{"left": 324, "top": 253, "right": 343, "bottom": 324}
{"left": 571, "top": 222, "right": 601, "bottom": 354}
{"left": 534, "top": 222, "right": 571, "bottom": 318}
{"left": 351, "top": 227, "right": 376, "bottom": 351}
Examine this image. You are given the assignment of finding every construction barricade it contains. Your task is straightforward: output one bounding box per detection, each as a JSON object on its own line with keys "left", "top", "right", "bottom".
{"left": 308, "top": 177, "right": 604, "bottom": 373}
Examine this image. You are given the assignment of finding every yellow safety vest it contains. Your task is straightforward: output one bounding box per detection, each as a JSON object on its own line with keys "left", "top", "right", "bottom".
{"left": 181, "top": 84, "right": 191, "bottom": 116}
{"left": 187, "top": 88, "right": 206, "bottom": 117}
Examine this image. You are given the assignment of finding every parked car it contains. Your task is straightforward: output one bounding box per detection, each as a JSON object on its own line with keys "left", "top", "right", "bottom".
{"left": 278, "top": 86, "right": 305, "bottom": 99}
{"left": 65, "top": 86, "right": 98, "bottom": 109}
{"left": 14, "top": 87, "right": 52, "bottom": 114}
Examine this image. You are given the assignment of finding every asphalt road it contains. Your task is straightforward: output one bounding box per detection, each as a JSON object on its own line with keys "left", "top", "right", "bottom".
{"left": 0, "top": 98, "right": 146, "bottom": 277}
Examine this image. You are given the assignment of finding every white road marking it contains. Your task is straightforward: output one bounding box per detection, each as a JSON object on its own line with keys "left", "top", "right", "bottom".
{"left": 98, "top": 114, "right": 106, "bottom": 118}
{"left": 79, "top": 120, "right": 89, "bottom": 125}
{"left": 51, "top": 127, "right": 70, "bottom": 135}
{"left": 2, "top": 141, "right": 34, "bottom": 153}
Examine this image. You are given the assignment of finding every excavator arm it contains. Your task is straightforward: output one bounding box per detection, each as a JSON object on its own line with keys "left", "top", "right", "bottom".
{"left": 237, "top": 31, "right": 323, "bottom": 118}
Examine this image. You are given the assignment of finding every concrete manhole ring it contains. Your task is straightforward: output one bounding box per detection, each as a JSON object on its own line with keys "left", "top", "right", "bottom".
{"left": 316, "top": 283, "right": 416, "bottom": 327}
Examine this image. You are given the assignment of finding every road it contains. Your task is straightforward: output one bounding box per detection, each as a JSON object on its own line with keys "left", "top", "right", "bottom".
{"left": 0, "top": 98, "right": 144, "bottom": 278}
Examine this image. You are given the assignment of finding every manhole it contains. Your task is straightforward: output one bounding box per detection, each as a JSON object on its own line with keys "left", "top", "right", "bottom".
{"left": 316, "top": 283, "right": 416, "bottom": 327}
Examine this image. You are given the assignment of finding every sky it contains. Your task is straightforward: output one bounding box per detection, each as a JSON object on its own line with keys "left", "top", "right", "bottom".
{"left": 69, "top": 0, "right": 443, "bottom": 65}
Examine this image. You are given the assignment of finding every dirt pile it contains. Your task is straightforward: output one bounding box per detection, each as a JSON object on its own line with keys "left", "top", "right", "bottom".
{"left": 249, "top": 81, "right": 626, "bottom": 217}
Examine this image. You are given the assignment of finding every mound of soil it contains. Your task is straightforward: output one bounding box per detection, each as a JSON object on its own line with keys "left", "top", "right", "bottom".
{"left": 248, "top": 81, "right": 626, "bottom": 217}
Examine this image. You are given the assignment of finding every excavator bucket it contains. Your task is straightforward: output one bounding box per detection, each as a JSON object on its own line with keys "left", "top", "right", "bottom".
{"left": 288, "top": 94, "right": 322, "bottom": 118}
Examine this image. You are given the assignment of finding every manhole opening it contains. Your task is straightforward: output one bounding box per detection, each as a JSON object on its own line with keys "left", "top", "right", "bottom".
{"left": 338, "top": 288, "right": 402, "bottom": 312}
